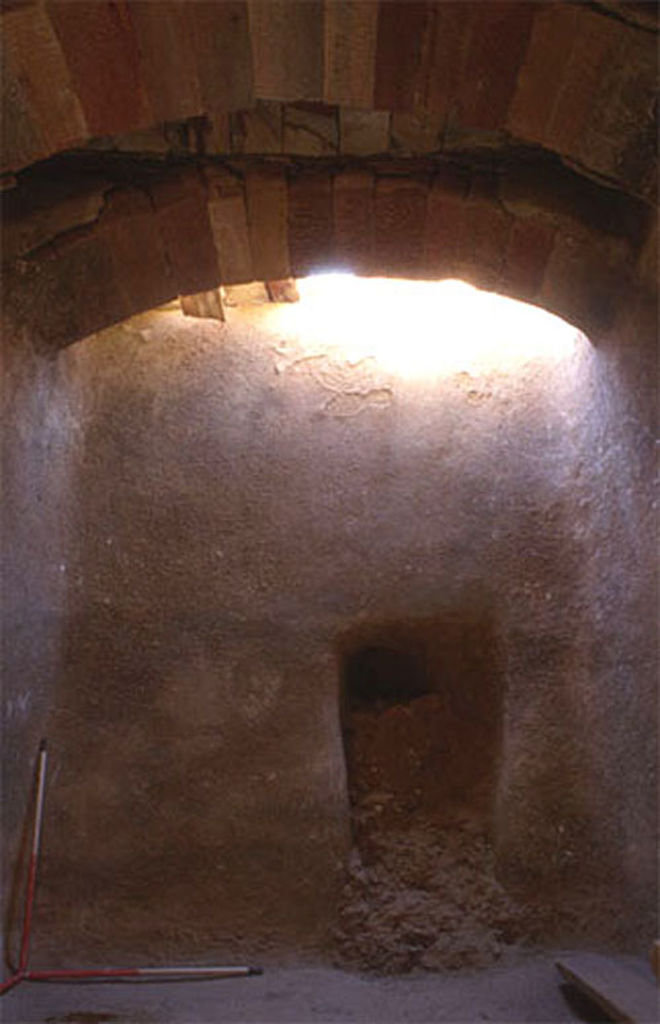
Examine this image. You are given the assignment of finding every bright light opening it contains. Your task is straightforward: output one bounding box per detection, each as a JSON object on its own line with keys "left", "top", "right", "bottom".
{"left": 270, "top": 274, "right": 584, "bottom": 379}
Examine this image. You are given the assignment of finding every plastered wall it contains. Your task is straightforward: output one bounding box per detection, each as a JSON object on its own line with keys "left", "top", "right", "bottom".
{"left": 2, "top": 290, "right": 655, "bottom": 966}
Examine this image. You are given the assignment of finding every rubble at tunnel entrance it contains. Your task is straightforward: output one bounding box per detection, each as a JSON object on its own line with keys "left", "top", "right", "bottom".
{"left": 335, "top": 618, "right": 525, "bottom": 971}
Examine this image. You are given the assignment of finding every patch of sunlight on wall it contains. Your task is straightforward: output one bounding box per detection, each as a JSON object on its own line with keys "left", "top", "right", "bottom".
{"left": 271, "top": 275, "right": 585, "bottom": 379}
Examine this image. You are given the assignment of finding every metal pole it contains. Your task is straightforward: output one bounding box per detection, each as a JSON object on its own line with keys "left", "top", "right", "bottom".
{"left": 0, "top": 974, "right": 23, "bottom": 996}
{"left": 1, "top": 740, "right": 48, "bottom": 996}
{"left": 1, "top": 740, "right": 262, "bottom": 996}
{"left": 26, "top": 966, "right": 261, "bottom": 981}
{"left": 18, "top": 740, "right": 48, "bottom": 973}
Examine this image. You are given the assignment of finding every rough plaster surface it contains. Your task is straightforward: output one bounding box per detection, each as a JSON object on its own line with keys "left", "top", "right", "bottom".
{"left": 2, "top": 293, "right": 656, "bottom": 971}
{"left": 1, "top": 324, "right": 85, "bottom": 971}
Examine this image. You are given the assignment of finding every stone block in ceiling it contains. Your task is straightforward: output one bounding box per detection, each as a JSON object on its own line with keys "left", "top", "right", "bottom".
{"left": 507, "top": 4, "right": 575, "bottom": 144}
{"left": 46, "top": 0, "right": 151, "bottom": 137}
{"left": 577, "top": 28, "right": 657, "bottom": 198}
{"left": 373, "top": 176, "right": 429, "bottom": 277}
{"left": 2, "top": 182, "right": 107, "bottom": 263}
{"left": 390, "top": 110, "right": 444, "bottom": 155}
{"left": 424, "top": 170, "right": 513, "bottom": 290}
{"left": 100, "top": 187, "right": 174, "bottom": 317}
{"left": 540, "top": 227, "right": 633, "bottom": 336}
{"left": 180, "top": 289, "right": 225, "bottom": 322}
{"left": 333, "top": 170, "right": 375, "bottom": 274}
{"left": 245, "top": 167, "right": 291, "bottom": 282}
{"left": 339, "top": 109, "right": 390, "bottom": 156}
{"left": 283, "top": 103, "right": 339, "bottom": 156}
{"left": 543, "top": 8, "right": 621, "bottom": 162}
{"left": 499, "top": 217, "right": 557, "bottom": 304}
{"left": 457, "top": 191, "right": 513, "bottom": 291}
{"left": 423, "top": 165, "right": 471, "bottom": 279}
{"left": 324, "top": 0, "right": 378, "bottom": 109}
{"left": 456, "top": 0, "right": 534, "bottom": 131}
{"left": 2, "top": 3, "right": 86, "bottom": 166}
{"left": 10, "top": 229, "right": 127, "bottom": 350}
{"left": 1, "top": 67, "right": 49, "bottom": 173}
{"left": 507, "top": 3, "right": 656, "bottom": 199}
{"left": 203, "top": 114, "right": 232, "bottom": 155}
{"left": 205, "top": 169, "right": 254, "bottom": 285}
{"left": 230, "top": 102, "right": 283, "bottom": 155}
{"left": 127, "top": 1, "right": 202, "bottom": 123}
{"left": 190, "top": 1, "right": 253, "bottom": 113}
{"left": 287, "top": 172, "right": 334, "bottom": 276}
{"left": 374, "top": 1, "right": 430, "bottom": 113}
{"left": 151, "top": 170, "right": 219, "bottom": 297}
{"left": 423, "top": 1, "right": 473, "bottom": 121}
{"left": 249, "top": 0, "right": 323, "bottom": 102}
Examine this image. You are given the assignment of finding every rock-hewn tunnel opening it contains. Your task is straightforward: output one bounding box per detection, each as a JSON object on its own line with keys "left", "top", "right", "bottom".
{"left": 343, "top": 644, "right": 430, "bottom": 711}
{"left": 336, "top": 615, "right": 510, "bottom": 971}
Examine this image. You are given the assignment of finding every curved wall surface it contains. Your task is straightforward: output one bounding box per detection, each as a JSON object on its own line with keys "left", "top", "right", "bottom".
{"left": 2, "top": 0, "right": 657, "bottom": 974}
{"left": 3, "top": 288, "right": 656, "bottom": 966}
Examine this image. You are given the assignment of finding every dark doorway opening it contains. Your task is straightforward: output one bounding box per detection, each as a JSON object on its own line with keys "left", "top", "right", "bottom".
{"left": 335, "top": 612, "right": 521, "bottom": 972}
{"left": 339, "top": 615, "right": 503, "bottom": 825}
{"left": 343, "top": 645, "right": 430, "bottom": 712}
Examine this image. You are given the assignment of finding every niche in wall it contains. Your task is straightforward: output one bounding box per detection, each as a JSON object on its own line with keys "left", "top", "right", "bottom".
{"left": 335, "top": 612, "right": 520, "bottom": 971}
{"left": 343, "top": 645, "right": 430, "bottom": 711}
{"left": 339, "top": 613, "right": 504, "bottom": 827}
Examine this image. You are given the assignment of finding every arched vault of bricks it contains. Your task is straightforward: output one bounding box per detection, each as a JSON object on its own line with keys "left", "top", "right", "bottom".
{"left": 2, "top": 0, "right": 657, "bottom": 348}
{"left": 2, "top": 0, "right": 658, "bottom": 972}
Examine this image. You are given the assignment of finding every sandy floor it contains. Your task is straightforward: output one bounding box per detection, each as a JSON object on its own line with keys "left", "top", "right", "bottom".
{"left": 1, "top": 953, "right": 615, "bottom": 1023}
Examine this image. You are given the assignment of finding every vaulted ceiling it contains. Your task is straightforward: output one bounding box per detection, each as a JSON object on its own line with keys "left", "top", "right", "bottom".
{"left": 3, "top": 0, "right": 657, "bottom": 194}
{"left": 2, "top": 1, "right": 657, "bottom": 349}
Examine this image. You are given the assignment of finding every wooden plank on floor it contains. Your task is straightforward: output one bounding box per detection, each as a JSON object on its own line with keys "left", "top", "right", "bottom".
{"left": 556, "top": 954, "right": 659, "bottom": 1024}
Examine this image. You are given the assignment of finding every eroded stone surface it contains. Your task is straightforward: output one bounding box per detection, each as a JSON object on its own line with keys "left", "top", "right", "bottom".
{"left": 2, "top": 293, "right": 655, "bottom": 968}
{"left": 1, "top": 0, "right": 656, "bottom": 979}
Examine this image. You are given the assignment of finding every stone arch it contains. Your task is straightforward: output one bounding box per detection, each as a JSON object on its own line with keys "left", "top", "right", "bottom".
{"left": 2, "top": 1, "right": 656, "bottom": 201}
{"left": 3, "top": 152, "right": 653, "bottom": 353}
{"left": 1, "top": 0, "right": 657, "bottom": 971}
{"left": 2, "top": 2, "right": 655, "bottom": 350}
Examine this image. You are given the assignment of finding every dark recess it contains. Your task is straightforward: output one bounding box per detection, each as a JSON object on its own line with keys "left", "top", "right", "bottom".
{"left": 343, "top": 644, "right": 430, "bottom": 712}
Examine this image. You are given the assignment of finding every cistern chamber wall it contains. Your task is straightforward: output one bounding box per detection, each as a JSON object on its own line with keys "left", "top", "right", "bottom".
{"left": 3, "top": 276, "right": 655, "bottom": 970}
